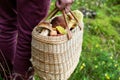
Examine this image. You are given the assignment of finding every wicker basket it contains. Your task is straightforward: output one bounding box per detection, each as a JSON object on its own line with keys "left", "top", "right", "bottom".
{"left": 31, "top": 20, "right": 84, "bottom": 80}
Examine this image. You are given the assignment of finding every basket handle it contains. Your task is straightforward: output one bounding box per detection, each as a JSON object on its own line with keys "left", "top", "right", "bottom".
{"left": 38, "top": 7, "right": 81, "bottom": 39}
{"left": 69, "top": 10, "right": 82, "bottom": 30}
{"left": 62, "top": 10, "right": 72, "bottom": 39}
{"left": 38, "top": 7, "right": 59, "bottom": 24}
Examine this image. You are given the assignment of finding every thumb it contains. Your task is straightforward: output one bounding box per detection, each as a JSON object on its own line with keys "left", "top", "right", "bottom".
{"left": 65, "top": 4, "right": 71, "bottom": 13}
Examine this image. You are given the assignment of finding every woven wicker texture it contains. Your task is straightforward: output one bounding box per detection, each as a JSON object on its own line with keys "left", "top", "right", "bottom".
{"left": 31, "top": 21, "right": 84, "bottom": 80}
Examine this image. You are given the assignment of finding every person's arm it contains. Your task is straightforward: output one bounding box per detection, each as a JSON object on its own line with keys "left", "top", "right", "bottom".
{"left": 56, "top": 0, "right": 74, "bottom": 12}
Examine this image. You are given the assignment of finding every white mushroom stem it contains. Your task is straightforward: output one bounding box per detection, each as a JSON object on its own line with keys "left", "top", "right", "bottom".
{"left": 40, "top": 29, "right": 49, "bottom": 36}
{"left": 50, "top": 30, "right": 57, "bottom": 36}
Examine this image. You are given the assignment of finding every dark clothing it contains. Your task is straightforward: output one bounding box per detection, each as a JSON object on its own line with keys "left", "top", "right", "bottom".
{"left": 0, "top": 0, "right": 50, "bottom": 75}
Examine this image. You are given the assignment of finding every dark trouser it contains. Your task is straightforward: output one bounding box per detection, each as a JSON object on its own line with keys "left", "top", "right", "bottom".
{"left": 0, "top": 0, "right": 50, "bottom": 76}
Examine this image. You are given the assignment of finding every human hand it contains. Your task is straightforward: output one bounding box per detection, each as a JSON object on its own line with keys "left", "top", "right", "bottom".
{"left": 56, "top": 0, "right": 74, "bottom": 12}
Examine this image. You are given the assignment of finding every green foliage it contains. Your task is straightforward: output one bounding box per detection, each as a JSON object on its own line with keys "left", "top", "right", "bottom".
{"left": 69, "top": 49, "right": 120, "bottom": 80}
{"left": 0, "top": 75, "right": 2, "bottom": 80}
{"left": 72, "top": 0, "right": 106, "bottom": 10}
{"left": 106, "top": 0, "right": 120, "bottom": 6}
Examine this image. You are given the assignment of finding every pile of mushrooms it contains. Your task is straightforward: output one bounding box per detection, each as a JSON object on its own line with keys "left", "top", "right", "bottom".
{"left": 36, "top": 10, "right": 83, "bottom": 36}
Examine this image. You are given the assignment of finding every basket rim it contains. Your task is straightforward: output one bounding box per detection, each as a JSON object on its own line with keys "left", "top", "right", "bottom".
{"left": 32, "top": 25, "right": 83, "bottom": 44}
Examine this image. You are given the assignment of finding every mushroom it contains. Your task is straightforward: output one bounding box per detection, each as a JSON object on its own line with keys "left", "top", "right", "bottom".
{"left": 36, "top": 22, "right": 58, "bottom": 36}
{"left": 68, "top": 19, "right": 77, "bottom": 30}
{"left": 49, "top": 30, "right": 58, "bottom": 36}
{"left": 51, "top": 16, "right": 66, "bottom": 29}
{"left": 56, "top": 26, "right": 67, "bottom": 35}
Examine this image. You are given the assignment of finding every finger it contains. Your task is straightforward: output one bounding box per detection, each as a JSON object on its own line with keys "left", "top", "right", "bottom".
{"left": 66, "top": 0, "right": 74, "bottom": 4}
{"left": 65, "top": 4, "right": 71, "bottom": 13}
{"left": 55, "top": 0, "right": 66, "bottom": 10}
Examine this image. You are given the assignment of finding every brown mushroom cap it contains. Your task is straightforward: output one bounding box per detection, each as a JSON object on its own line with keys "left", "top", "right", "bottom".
{"left": 37, "top": 22, "right": 53, "bottom": 31}
{"left": 51, "top": 16, "right": 66, "bottom": 29}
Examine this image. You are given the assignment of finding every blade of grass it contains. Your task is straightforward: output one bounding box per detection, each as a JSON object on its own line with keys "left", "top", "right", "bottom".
{"left": 0, "top": 62, "right": 8, "bottom": 80}
{"left": 0, "top": 50, "right": 12, "bottom": 80}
